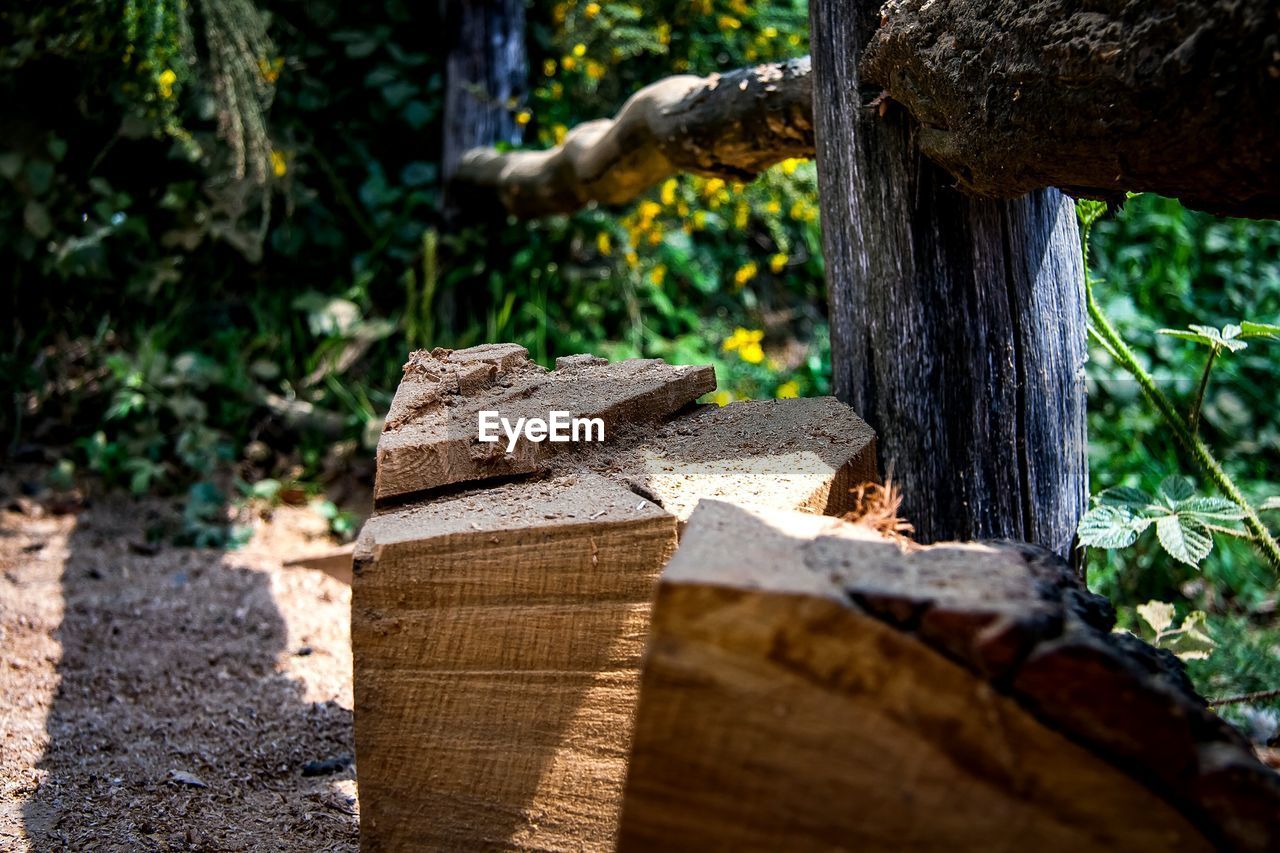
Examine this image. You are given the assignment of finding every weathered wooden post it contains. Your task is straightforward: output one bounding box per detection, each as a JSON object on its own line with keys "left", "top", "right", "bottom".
{"left": 810, "top": 0, "right": 1089, "bottom": 556}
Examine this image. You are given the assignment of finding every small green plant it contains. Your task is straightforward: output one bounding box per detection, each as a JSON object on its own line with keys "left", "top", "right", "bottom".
{"left": 1079, "top": 476, "right": 1245, "bottom": 567}
{"left": 1077, "top": 199, "right": 1280, "bottom": 575}
{"left": 1130, "top": 600, "right": 1215, "bottom": 661}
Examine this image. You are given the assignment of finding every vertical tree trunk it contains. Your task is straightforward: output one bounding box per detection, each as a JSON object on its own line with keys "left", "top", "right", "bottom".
{"left": 437, "top": 0, "right": 528, "bottom": 335}
{"left": 809, "top": 0, "right": 1088, "bottom": 558}
{"left": 441, "top": 0, "right": 527, "bottom": 190}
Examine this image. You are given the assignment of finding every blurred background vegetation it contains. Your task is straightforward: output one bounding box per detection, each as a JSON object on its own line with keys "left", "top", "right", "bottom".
{"left": 1, "top": 1, "right": 1276, "bottom": 713}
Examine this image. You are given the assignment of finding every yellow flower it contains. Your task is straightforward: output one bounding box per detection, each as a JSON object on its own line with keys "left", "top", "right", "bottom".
{"left": 733, "top": 261, "right": 758, "bottom": 288}
{"left": 734, "top": 201, "right": 750, "bottom": 230}
{"left": 718, "top": 15, "right": 741, "bottom": 31}
{"left": 258, "top": 57, "right": 284, "bottom": 84}
{"left": 543, "top": 58, "right": 557, "bottom": 76}
{"left": 562, "top": 55, "right": 577, "bottom": 71}
{"left": 515, "top": 109, "right": 532, "bottom": 126}
{"left": 550, "top": 81, "right": 564, "bottom": 99}
{"left": 573, "top": 42, "right": 587, "bottom": 58}
{"left": 739, "top": 342, "right": 765, "bottom": 364}
{"left": 769, "top": 253, "right": 788, "bottom": 273}
{"left": 650, "top": 264, "right": 667, "bottom": 286}
{"left": 660, "top": 178, "right": 678, "bottom": 207}
{"left": 763, "top": 26, "right": 779, "bottom": 39}
{"left": 765, "top": 199, "right": 781, "bottom": 214}
{"left": 692, "top": 210, "right": 707, "bottom": 230}
{"left": 585, "top": 2, "right": 601, "bottom": 18}
{"left": 637, "top": 200, "right": 662, "bottom": 222}
{"left": 780, "top": 157, "right": 802, "bottom": 175}
{"left": 553, "top": 123, "right": 568, "bottom": 144}
{"left": 553, "top": 2, "right": 568, "bottom": 24}
{"left": 712, "top": 390, "right": 733, "bottom": 407}
{"left": 625, "top": 251, "right": 639, "bottom": 269}
{"left": 586, "top": 59, "right": 606, "bottom": 80}
{"left": 597, "top": 231, "right": 612, "bottom": 256}
{"left": 775, "top": 380, "right": 800, "bottom": 399}
{"left": 157, "top": 68, "right": 177, "bottom": 99}
{"left": 270, "top": 149, "right": 287, "bottom": 177}
{"left": 702, "top": 177, "right": 725, "bottom": 198}
{"left": 657, "top": 23, "right": 671, "bottom": 45}
{"left": 722, "top": 327, "right": 764, "bottom": 354}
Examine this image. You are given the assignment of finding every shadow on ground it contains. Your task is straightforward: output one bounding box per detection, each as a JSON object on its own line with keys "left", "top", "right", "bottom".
{"left": 2, "top": 496, "right": 358, "bottom": 851}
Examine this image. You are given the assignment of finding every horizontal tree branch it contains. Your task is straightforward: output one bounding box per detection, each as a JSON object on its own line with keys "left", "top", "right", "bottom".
{"left": 454, "top": 0, "right": 1278, "bottom": 221}
{"left": 861, "top": 0, "right": 1279, "bottom": 219}
{"left": 450, "top": 58, "right": 814, "bottom": 218}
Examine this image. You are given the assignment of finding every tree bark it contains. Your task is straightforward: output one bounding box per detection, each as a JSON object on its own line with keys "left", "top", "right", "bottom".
{"left": 861, "top": 0, "right": 1280, "bottom": 220}
{"left": 811, "top": 0, "right": 1089, "bottom": 557}
{"left": 451, "top": 59, "right": 814, "bottom": 218}
{"left": 440, "top": 0, "right": 528, "bottom": 220}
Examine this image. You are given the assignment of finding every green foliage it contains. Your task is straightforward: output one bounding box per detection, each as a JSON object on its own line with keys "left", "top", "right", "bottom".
{"left": 1078, "top": 477, "right": 1245, "bottom": 566}
{"left": 1081, "top": 194, "right": 1280, "bottom": 713}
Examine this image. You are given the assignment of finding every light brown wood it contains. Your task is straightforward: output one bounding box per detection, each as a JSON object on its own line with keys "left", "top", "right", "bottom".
{"left": 374, "top": 345, "right": 715, "bottom": 503}
{"left": 354, "top": 356, "right": 878, "bottom": 851}
{"left": 618, "top": 501, "right": 1278, "bottom": 851}
{"left": 354, "top": 473, "right": 676, "bottom": 851}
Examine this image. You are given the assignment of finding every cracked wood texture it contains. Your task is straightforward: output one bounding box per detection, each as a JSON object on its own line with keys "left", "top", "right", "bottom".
{"left": 811, "top": 0, "right": 1088, "bottom": 557}
{"left": 373, "top": 346, "right": 715, "bottom": 503}
{"left": 354, "top": 346, "right": 876, "bottom": 851}
{"left": 617, "top": 501, "right": 1280, "bottom": 851}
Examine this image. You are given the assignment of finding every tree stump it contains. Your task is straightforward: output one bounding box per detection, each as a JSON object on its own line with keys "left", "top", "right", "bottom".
{"left": 617, "top": 501, "right": 1280, "bottom": 851}
{"left": 353, "top": 345, "right": 876, "bottom": 851}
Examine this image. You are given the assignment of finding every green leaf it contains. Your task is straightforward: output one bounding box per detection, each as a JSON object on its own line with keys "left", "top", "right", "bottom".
{"left": 1261, "top": 497, "right": 1280, "bottom": 512}
{"left": 1174, "top": 496, "right": 1245, "bottom": 522}
{"left": 1158, "top": 475, "right": 1194, "bottom": 504}
{"left": 1155, "top": 514, "right": 1213, "bottom": 566}
{"left": 1097, "top": 486, "right": 1157, "bottom": 514}
{"left": 1136, "top": 600, "right": 1175, "bottom": 635}
{"left": 1157, "top": 324, "right": 1248, "bottom": 352}
{"left": 1240, "top": 321, "right": 1280, "bottom": 341}
{"left": 1165, "top": 610, "right": 1215, "bottom": 661}
{"left": 1077, "top": 505, "right": 1141, "bottom": 549}
{"left": 1158, "top": 328, "right": 1215, "bottom": 346}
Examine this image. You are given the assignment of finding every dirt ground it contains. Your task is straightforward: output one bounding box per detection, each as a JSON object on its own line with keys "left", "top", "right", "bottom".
{"left": 0, "top": 486, "right": 362, "bottom": 851}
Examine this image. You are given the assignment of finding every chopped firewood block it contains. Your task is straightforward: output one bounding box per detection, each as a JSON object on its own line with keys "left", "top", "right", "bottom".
{"left": 353, "top": 473, "right": 677, "bottom": 852}
{"left": 619, "top": 501, "right": 1280, "bottom": 852}
{"left": 373, "top": 345, "right": 715, "bottom": 502}
{"left": 576, "top": 397, "right": 876, "bottom": 522}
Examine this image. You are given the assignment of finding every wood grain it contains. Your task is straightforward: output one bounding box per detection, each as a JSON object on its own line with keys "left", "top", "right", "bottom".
{"left": 617, "top": 501, "right": 1280, "bottom": 851}
{"left": 355, "top": 361, "right": 878, "bottom": 851}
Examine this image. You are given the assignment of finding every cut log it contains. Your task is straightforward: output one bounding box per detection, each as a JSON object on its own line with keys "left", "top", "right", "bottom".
{"left": 618, "top": 501, "right": 1280, "bottom": 851}
{"left": 353, "top": 353, "right": 877, "bottom": 851}
{"left": 373, "top": 345, "right": 715, "bottom": 503}
{"left": 576, "top": 396, "right": 877, "bottom": 522}
{"left": 354, "top": 473, "right": 676, "bottom": 851}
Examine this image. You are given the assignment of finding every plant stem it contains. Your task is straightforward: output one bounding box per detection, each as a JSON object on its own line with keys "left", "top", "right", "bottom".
{"left": 1084, "top": 277, "right": 1280, "bottom": 575}
{"left": 1208, "top": 687, "right": 1280, "bottom": 707}
{"left": 1189, "top": 346, "right": 1218, "bottom": 437}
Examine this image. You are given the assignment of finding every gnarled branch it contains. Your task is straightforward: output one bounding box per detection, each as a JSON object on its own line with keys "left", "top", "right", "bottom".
{"left": 455, "top": 0, "right": 1280, "bottom": 221}
{"left": 860, "top": 0, "right": 1279, "bottom": 219}
{"left": 450, "top": 58, "right": 814, "bottom": 218}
